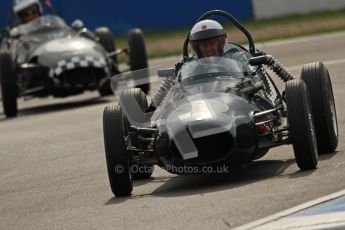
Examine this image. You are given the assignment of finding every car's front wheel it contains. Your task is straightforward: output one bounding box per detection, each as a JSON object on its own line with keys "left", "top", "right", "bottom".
{"left": 0, "top": 50, "right": 17, "bottom": 117}
{"left": 94, "top": 27, "right": 117, "bottom": 97}
{"left": 285, "top": 79, "right": 318, "bottom": 170}
{"left": 103, "top": 105, "right": 133, "bottom": 197}
{"left": 94, "top": 27, "right": 117, "bottom": 64}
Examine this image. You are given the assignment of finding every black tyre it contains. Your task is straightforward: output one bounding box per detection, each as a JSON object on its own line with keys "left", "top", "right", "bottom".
{"left": 103, "top": 105, "right": 133, "bottom": 197}
{"left": 301, "top": 62, "right": 338, "bottom": 154}
{"left": 285, "top": 79, "right": 318, "bottom": 170}
{"left": 94, "top": 27, "right": 116, "bottom": 96}
{"left": 98, "top": 79, "right": 113, "bottom": 96}
{"left": 120, "top": 88, "right": 154, "bottom": 179}
{"left": 127, "top": 28, "right": 149, "bottom": 94}
{"left": 0, "top": 50, "right": 17, "bottom": 117}
{"left": 94, "top": 27, "right": 117, "bottom": 64}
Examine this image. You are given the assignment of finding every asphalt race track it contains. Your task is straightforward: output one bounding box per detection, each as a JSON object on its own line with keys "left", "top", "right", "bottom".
{"left": 1, "top": 31, "right": 345, "bottom": 230}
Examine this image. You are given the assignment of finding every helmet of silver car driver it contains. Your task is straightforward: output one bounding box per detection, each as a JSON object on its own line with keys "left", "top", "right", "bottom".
{"left": 13, "top": 0, "right": 43, "bottom": 22}
{"left": 189, "top": 19, "right": 227, "bottom": 58}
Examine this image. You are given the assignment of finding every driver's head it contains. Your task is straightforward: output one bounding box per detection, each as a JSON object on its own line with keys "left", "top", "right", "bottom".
{"left": 13, "top": 0, "right": 43, "bottom": 23}
{"left": 190, "top": 19, "right": 226, "bottom": 58}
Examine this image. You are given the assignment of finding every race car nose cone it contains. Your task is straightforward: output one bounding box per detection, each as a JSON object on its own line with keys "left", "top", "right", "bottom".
{"left": 44, "top": 37, "right": 94, "bottom": 53}
{"left": 157, "top": 92, "right": 260, "bottom": 163}
{"left": 31, "top": 37, "right": 105, "bottom": 68}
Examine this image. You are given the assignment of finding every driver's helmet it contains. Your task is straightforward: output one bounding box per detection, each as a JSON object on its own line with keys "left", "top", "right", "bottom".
{"left": 190, "top": 19, "right": 227, "bottom": 58}
{"left": 13, "top": 0, "right": 43, "bottom": 23}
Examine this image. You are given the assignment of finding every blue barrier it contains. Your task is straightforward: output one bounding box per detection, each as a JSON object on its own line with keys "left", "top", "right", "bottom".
{"left": 1, "top": 0, "right": 253, "bottom": 35}
{"left": 0, "top": 1, "right": 12, "bottom": 29}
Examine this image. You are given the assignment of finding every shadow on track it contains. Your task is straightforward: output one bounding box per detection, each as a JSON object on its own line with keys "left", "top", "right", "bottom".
{"left": 20, "top": 97, "right": 110, "bottom": 115}
{"left": 319, "top": 151, "right": 339, "bottom": 161}
{"left": 150, "top": 159, "right": 298, "bottom": 197}
{"left": 104, "top": 149, "right": 341, "bottom": 203}
{"left": 0, "top": 96, "right": 113, "bottom": 121}
{"left": 105, "top": 158, "right": 303, "bottom": 204}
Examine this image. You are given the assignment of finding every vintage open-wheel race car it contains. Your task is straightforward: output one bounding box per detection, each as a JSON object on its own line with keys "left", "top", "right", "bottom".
{"left": 0, "top": 2, "right": 149, "bottom": 117}
{"left": 103, "top": 10, "right": 338, "bottom": 197}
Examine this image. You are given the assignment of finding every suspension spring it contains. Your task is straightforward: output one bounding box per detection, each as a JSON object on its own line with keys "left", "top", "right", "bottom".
{"left": 150, "top": 76, "right": 175, "bottom": 108}
{"left": 266, "top": 56, "right": 294, "bottom": 82}
{"left": 256, "top": 67, "right": 272, "bottom": 97}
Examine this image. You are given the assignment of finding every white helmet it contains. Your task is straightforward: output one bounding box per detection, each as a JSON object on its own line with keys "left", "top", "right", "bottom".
{"left": 190, "top": 19, "right": 227, "bottom": 58}
{"left": 13, "top": 0, "right": 42, "bottom": 17}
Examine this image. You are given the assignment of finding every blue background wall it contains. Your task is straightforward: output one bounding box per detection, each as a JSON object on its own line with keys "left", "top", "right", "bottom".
{"left": 1, "top": 0, "right": 253, "bottom": 34}
{"left": 1, "top": 1, "right": 13, "bottom": 27}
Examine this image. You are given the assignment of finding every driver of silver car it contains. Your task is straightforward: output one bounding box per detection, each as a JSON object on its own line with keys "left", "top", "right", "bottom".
{"left": 13, "top": 0, "right": 43, "bottom": 24}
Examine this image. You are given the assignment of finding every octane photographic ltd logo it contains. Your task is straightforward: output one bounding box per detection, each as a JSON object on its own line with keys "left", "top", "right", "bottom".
{"left": 114, "top": 164, "right": 229, "bottom": 174}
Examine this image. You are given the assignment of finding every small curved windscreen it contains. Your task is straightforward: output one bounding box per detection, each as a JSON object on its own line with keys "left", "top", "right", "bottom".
{"left": 179, "top": 57, "right": 249, "bottom": 94}
{"left": 181, "top": 56, "right": 244, "bottom": 81}
{"left": 16, "top": 15, "right": 69, "bottom": 34}
{"left": 16, "top": 16, "right": 71, "bottom": 43}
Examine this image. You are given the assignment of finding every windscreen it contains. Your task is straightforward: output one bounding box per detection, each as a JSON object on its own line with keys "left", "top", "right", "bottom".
{"left": 16, "top": 15, "right": 71, "bottom": 43}
{"left": 179, "top": 56, "right": 246, "bottom": 94}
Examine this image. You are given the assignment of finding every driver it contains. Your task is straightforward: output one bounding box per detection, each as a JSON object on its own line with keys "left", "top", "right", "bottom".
{"left": 190, "top": 19, "right": 226, "bottom": 58}
{"left": 13, "top": 0, "right": 43, "bottom": 24}
{"left": 189, "top": 19, "right": 251, "bottom": 66}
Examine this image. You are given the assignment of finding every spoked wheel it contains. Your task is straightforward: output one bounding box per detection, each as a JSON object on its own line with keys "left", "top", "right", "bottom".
{"left": 127, "top": 29, "right": 150, "bottom": 94}
{"left": 103, "top": 105, "right": 133, "bottom": 197}
{"left": 120, "top": 88, "right": 154, "bottom": 179}
{"left": 301, "top": 62, "right": 338, "bottom": 154}
{"left": 0, "top": 50, "right": 17, "bottom": 117}
{"left": 285, "top": 79, "right": 318, "bottom": 170}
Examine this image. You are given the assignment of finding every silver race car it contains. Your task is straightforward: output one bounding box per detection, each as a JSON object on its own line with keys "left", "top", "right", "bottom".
{"left": 0, "top": 15, "right": 148, "bottom": 117}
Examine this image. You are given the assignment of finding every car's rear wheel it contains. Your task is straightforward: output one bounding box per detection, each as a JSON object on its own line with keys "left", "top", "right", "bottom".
{"left": 300, "top": 62, "right": 338, "bottom": 154}
{"left": 127, "top": 29, "right": 149, "bottom": 94}
{"left": 0, "top": 50, "right": 17, "bottom": 117}
{"left": 103, "top": 105, "right": 133, "bottom": 197}
{"left": 120, "top": 88, "right": 154, "bottom": 179}
{"left": 285, "top": 79, "right": 318, "bottom": 170}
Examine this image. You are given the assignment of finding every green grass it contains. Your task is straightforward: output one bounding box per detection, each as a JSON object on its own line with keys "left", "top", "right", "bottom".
{"left": 114, "top": 8, "right": 345, "bottom": 60}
